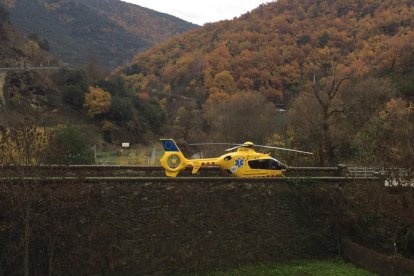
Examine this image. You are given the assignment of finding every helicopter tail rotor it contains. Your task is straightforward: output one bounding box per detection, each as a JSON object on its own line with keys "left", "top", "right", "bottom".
{"left": 160, "top": 139, "right": 188, "bottom": 177}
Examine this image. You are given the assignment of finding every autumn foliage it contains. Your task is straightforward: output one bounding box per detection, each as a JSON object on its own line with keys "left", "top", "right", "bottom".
{"left": 84, "top": 86, "right": 112, "bottom": 117}
{"left": 123, "top": 0, "right": 414, "bottom": 101}
{"left": 119, "top": 0, "right": 414, "bottom": 166}
{"left": 0, "top": 125, "right": 50, "bottom": 166}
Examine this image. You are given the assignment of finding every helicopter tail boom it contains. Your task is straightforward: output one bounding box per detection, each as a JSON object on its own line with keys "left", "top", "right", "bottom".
{"left": 160, "top": 139, "right": 221, "bottom": 177}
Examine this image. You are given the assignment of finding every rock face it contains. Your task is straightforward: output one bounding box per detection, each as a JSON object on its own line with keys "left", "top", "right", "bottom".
{"left": 3, "top": 70, "right": 59, "bottom": 112}
{"left": 0, "top": 6, "right": 68, "bottom": 126}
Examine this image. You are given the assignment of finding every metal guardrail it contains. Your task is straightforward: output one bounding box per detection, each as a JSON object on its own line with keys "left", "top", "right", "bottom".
{"left": 0, "top": 176, "right": 380, "bottom": 183}
{"left": 0, "top": 165, "right": 347, "bottom": 177}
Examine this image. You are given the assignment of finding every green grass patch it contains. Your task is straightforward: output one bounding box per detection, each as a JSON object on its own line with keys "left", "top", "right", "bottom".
{"left": 206, "top": 259, "right": 375, "bottom": 276}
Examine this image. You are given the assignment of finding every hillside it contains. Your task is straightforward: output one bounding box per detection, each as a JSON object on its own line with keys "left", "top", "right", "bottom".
{"left": 0, "top": 3, "right": 63, "bottom": 125}
{"left": 1, "top": 0, "right": 413, "bottom": 166}
{"left": 1, "top": 2, "right": 168, "bottom": 147}
{"left": 122, "top": 0, "right": 414, "bottom": 100}
{"left": 2, "top": 0, "right": 197, "bottom": 68}
{"left": 119, "top": 0, "right": 414, "bottom": 165}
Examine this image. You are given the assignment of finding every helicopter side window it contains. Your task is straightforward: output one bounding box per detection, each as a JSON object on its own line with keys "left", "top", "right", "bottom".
{"left": 249, "top": 159, "right": 283, "bottom": 170}
{"left": 224, "top": 155, "right": 232, "bottom": 161}
{"left": 248, "top": 159, "right": 271, "bottom": 169}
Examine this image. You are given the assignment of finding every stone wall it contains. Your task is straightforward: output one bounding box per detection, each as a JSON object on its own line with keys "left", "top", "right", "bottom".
{"left": 0, "top": 179, "right": 341, "bottom": 275}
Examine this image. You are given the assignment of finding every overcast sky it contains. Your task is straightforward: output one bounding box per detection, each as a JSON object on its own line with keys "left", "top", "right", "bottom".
{"left": 122, "top": 0, "right": 272, "bottom": 25}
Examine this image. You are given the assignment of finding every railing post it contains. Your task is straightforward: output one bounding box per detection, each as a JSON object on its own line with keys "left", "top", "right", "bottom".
{"left": 337, "top": 164, "right": 348, "bottom": 176}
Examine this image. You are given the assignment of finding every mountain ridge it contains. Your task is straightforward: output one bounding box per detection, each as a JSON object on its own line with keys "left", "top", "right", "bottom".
{"left": 2, "top": 0, "right": 197, "bottom": 68}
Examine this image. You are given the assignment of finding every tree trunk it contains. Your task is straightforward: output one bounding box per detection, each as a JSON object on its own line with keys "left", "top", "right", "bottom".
{"left": 24, "top": 227, "right": 29, "bottom": 276}
{"left": 48, "top": 239, "right": 55, "bottom": 276}
{"left": 24, "top": 205, "right": 31, "bottom": 276}
{"left": 322, "top": 111, "right": 335, "bottom": 165}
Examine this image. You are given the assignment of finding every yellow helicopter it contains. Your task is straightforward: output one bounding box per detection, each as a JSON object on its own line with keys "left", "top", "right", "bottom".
{"left": 160, "top": 139, "right": 313, "bottom": 177}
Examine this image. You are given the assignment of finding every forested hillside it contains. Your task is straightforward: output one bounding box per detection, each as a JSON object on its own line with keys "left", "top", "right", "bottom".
{"left": 120, "top": 0, "right": 414, "bottom": 166}
{"left": 0, "top": 4, "right": 166, "bottom": 146}
{"left": 2, "top": 0, "right": 197, "bottom": 67}
{"left": 1, "top": 0, "right": 413, "bottom": 166}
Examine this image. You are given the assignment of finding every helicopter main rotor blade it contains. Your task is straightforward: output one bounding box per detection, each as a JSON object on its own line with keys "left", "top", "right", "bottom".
{"left": 189, "top": 142, "right": 247, "bottom": 152}
{"left": 254, "top": 145, "right": 313, "bottom": 155}
{"left": 189, "top": 141, "right": 313, "bottom": 154}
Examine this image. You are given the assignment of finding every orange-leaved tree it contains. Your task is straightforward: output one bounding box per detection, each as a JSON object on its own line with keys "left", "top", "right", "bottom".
{"left": 84, "top": 86, "right": 111, "bottom": 117}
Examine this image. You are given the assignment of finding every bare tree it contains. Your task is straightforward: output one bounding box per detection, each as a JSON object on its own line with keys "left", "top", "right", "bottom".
{"left": 202, "top": 91, "right": 279, "bottom": 144}
{"left": 354, "top": 98, "right": 413, "bottom": 182}
{"left": 309, "top": 61, "right": 351, "bottom": 164}
{"left": 0, "top": 124, "right": 61, "bottom": 276}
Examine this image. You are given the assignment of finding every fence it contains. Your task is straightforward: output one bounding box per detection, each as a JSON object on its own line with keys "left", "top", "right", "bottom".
{"left": 347, "top": 167, "right": 387, "bottom": 177}
{"left": 342, "top": 239, "right": 414, "bottom": 275}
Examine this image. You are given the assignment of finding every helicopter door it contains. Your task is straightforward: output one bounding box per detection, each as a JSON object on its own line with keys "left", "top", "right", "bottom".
{"left": 268, "top": 159, "right": 283, "bottom": 170}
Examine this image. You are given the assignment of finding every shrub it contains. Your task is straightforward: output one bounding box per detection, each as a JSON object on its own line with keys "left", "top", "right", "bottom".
{"left": 109, "top": 96, "right": 134, "bottom": 123}
{"left": 62, "top": 85, "right": 87, "bottom": 109}
{"left": 48, "top": 126, "right": 95, "bottom": 164}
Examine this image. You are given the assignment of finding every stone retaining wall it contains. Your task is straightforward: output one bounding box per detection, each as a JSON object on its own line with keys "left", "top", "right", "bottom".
{"left": 0, "top": 180, "right": 338, "bottom": 275}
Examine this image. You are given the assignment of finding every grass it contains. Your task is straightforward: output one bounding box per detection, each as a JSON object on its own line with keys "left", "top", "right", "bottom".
{"left": 205, "top": 259, "right": 376, "bottom": 276}
{"left": 95, "top": 144, "right": 163, "bottom": 165}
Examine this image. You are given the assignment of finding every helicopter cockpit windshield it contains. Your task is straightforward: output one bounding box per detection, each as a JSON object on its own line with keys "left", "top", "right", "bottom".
{"left": 248, "top": 158, "right": 286, "bottom": 170}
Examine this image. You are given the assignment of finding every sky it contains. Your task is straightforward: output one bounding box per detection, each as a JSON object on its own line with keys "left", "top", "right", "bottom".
{"left": 122, "top": 0, "right": 272, "bottom": 25}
